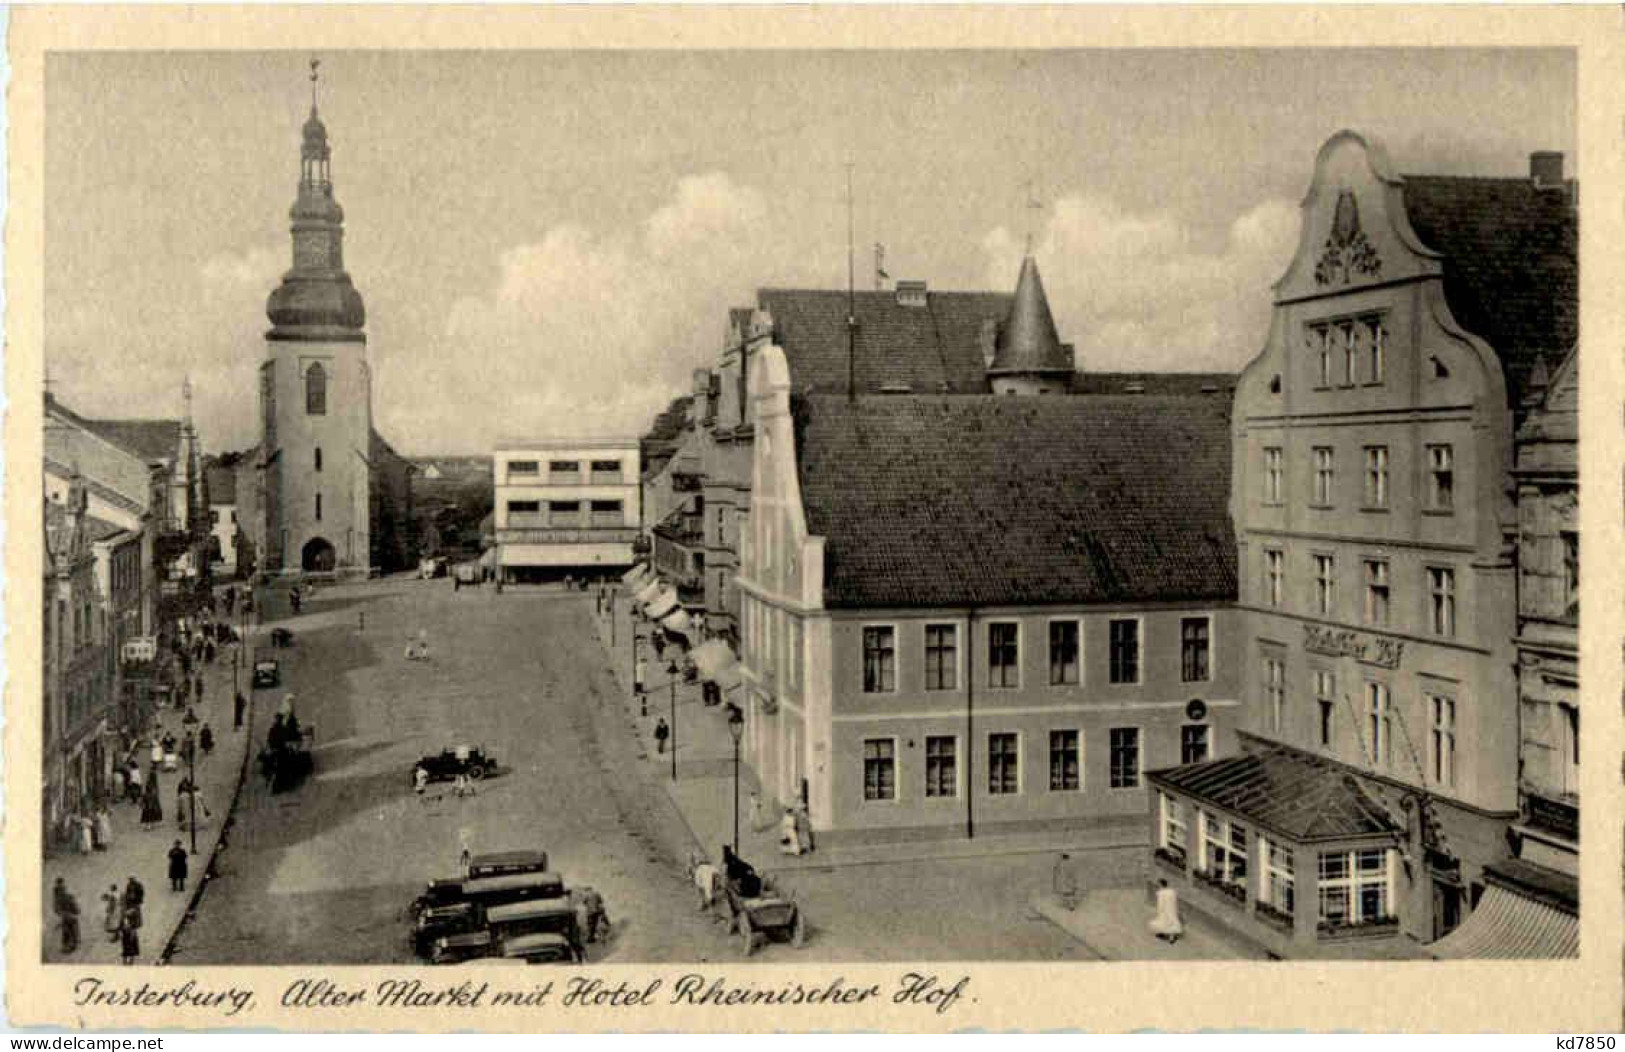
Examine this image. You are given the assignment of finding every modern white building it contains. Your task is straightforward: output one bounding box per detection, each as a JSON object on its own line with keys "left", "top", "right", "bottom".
{"left": 492, "top": 439, "right": 640, "bottom": 582}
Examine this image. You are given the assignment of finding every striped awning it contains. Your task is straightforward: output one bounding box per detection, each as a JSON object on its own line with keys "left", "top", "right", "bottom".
{"left": 645, "top": 588, "right": 680, "bottom": 621}
{"left": 621, "top": 562, "right": 651, "bottom": 585}
{"left": 689, "top": 639, "right": 743, "bottom": 691}
{"left": 634, "top": 579, "right": 663, "bottom": 605}
{"left": 661, "top": 608, "right": 692, "bottom": 635}
{"left": 1428, "top": 883, "right": 1578, "bottom": 959}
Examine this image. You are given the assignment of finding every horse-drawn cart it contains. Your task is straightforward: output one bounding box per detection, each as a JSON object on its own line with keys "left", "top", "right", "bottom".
{"left": 721, "top": 875, "right": 806, "bottom": 955}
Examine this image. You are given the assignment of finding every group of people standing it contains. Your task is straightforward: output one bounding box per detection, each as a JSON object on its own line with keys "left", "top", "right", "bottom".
{"left": 55, "top": 873, "right": 149, "bottom": 965}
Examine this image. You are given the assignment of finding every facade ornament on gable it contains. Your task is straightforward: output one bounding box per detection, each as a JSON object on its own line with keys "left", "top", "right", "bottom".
{"left": 1314, "top": 189, "right": 1383, "bottom": 286}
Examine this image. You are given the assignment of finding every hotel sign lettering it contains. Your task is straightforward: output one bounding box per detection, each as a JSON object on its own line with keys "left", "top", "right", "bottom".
{"left": 1303, "top": 625, "right": 1404, "bottom": 669}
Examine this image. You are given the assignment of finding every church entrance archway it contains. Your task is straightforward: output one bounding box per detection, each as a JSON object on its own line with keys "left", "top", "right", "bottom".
{"left": 301, "top": 536, "right": 337, "bottom": 573}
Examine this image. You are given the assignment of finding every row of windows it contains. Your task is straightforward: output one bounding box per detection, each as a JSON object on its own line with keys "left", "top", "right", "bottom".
{"left": 1262, "top": 551, "right": 1457, "bottom": 636}
{"left": 1158, "top": 792, "right": 1394, "bottom": 924}
{"left": 860, "top": 617, "right": 1212, "bottom": 694}
{"left": 861, "top": 725, "right": 1212, "bottom": 801}
{"left": 1308, "top": 315, "right": 1387, "bottom": 389}
{"left": 1262, "top": 442, "right": 1453, "bottom": 512}
{"left": 505, "top": 459, "right": 624, "bottom": 480}
{"left": 506, "top": 499, "right": 625, "bottom": 527}
{"left": 1259, "top": 658, "right": 1464, "bottom": 787}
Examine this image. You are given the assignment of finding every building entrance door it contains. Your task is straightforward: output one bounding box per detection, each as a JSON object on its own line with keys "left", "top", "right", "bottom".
{"left": 301, "top": 536, "right": 336, "bottom": 572}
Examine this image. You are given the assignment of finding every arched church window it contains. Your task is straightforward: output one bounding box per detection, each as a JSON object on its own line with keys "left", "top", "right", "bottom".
{"left": 315, "top": 493, "right": 323, "bottom": 522}
{"left": 306, "top": 363, "right": 327, "bottom": 416}
{"left": 314, "top": 447, "right": 323, "bottom": 472}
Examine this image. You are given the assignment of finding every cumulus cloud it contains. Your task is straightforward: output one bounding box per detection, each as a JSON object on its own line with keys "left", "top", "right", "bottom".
{"left": 982, "top": 193, "right": 1300, "bottom": 373}
{"left": 382, "top": 172, "right": 798, "bottom": 451}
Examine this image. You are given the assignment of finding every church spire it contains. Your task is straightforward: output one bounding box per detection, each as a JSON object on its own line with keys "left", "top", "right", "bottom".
{"left": 266, "top": 58, "right": 366, "bottom": 340}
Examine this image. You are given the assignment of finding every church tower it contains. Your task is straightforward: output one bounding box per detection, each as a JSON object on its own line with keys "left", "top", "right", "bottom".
{"left": 259, "top": 63, "right": 372, "bottom": 575}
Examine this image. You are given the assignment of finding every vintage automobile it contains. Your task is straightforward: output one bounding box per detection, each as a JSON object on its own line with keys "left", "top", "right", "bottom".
{"left": 252, "top": 656, "right": 281, "bottom": 689}
{"left": 407, "top": 878, "right": 466, "bottom": 919}
{"left": 419, "top": 556, "right": 446, "bottom": 580}
{"left": 412, "top": 901, "right": 483, "bottom": 958}
{"left": 485, "top": 899, "right": 580, "bottom": 946}
{"left": 413, "top": 745, "right": 495, "bottom": 784}
{"left": 499, "top": 932, "right": 580, "bottom": 965}
{"left": 461, "top": 871, "right": 567, "bottom": 910}
{"left": 429, "top": 930, "right": 495, "bottom": 965}
{"left": 467, "top": 850, "right": 549, "bottom": 880}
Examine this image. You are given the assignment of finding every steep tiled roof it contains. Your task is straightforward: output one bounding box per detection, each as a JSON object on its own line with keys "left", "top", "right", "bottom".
{"left": 1150, "top": 743, "right": 1399, "bottom": 842}
{"left": 1071, "top": 372, "right": 1237, "bottom": 397}
{"left": 1402, "top": 175, "right": 1577, "bottom": 408}
{"left": 83, "top": 420, "right": 181, "bottom": 465}
{"left": 989, "top": 257, "right": 1072, "bottom": 377}
{"left": 758, "top": 288, "right": 1009, "bottom": 395}
{"left": 793, "top": 394, "right": 1236, "bottom": 608}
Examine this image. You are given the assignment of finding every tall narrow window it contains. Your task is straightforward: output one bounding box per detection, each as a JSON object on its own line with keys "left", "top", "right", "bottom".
{"left": 1363, "top": 446, "right": 1389, "bottom": 508}
{"left": 1367, "top": 319, "right": 1386, "bottom": 383}
{"left": 1264, "top": 657, "right": 1286, "bottom": 733}
{"left": 1427, "top": 444, "right": 1454, "bottom": 510}
{"left": 1314, "top": 327, "right": 1333, "bottom": 387}
{"left": 862, "top": 626, "right": 896, "bottom": 693}
{"left": 1314, "top": 554, "right": 1336, "bottom": 617}
{"left": 314, "top": 493, "right": 322, "bottom": 522}
{"left": 1313, "top": 447, "right": 1335, "bottom": 506}
{"left": 1109, "top": 619, "right": 1139, "bottom": 684}
{"left": 1263, "top": 447, "right": 1283, "bottom": 503}
{"left": 1049, "top": 621, "right": 1080, "bottom": 685}
{"left": 314, "top": 447, "right": 323, "bottom": 472}
{"left": 1265, "top": 549, "right": 1284, "bottom": 607}
{"left": 1364, "top": 559, "right": 1390, "bottom": 625}
{"left": 305, "top": 362, "right": 327, "bottom": 415}
{"left": 862, "top": 739, "right": 896, "bottom": 801}
{"left": 1428, "top": 567, "right": 1456, "bottom": 637}
{"left": 988, "top": 622, "right": 1019, "bottom": 688}
{"left": 924, "top": 624, "right": 958, "bottom": 691}
{"left": 1429, "top": 694, "right": 1456, "bottom": 787}
{"left": 1261, "top": 836, "right": 1296, "bottom": 916}
{"left": 1341, "top": 322, "right": 1358, "bottom": 385}
{"left": 1109, "top": 728, "right": 1140, "bottom": 788}
{"left": 1181, "top": 725, "right": 1210, "bottom": 765}
{"left": 1562, "top": 531, "right": 1579, "bottom": 617}
{"left": 1049, "top": 730, "right": 1080, "bottom": 791}
{"left": 925, "top": 736, "right": 957, "bottom": 798}
{"left": 1315, "top": 670, "right": 1337, "bottom": 747}
{"left": 1181, "top": 617, "right": 1210, "bottom": 682}
{"left": 987, "top": 733, "right": 1019, "bottom": 795}
{"left": 1367, "top": 682, "right": 1392, "bottom": 768}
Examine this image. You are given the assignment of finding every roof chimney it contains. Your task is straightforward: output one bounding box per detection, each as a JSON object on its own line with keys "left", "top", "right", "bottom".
{"left": 1530, "top": 151, "right": 1564, "bottom": 190}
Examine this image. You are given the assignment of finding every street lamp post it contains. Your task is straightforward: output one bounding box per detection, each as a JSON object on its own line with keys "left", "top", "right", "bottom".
{"left": 726, "top": 703, "right": 744, "bottom": 852}
{"left": 185, "top": 730, "right": 198, "bottom": 855}
{"left": 668, "top": 659, "right": 680, "bottom": 783}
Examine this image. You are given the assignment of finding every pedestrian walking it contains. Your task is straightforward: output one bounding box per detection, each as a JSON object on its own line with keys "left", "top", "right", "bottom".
{"left": 149, "top": 737, "right": 164, "bottom": 768}
{"left": 167, "top": 840, "right": 189, "bottom": 891}
{"left": 653, "top": 718, "right": 669, "bottom": 755}
{"left": 794, "top": 801, "right": 815, "bottom": 855}
{"left": 140, "top": 776, "right": 163, "bottom": 828}
{"left": 102, "top": 885, "right": 122, "bottom": 943}
{"left": 1149, "top": 878, "right": 1183, "bottom": 944}
{"left": 234, "top": 692, "right": 247, "bottom": 730}
{"left": 94, "top": 806, "right": 113, "bottom": 852}
{"left": 778, "top": 808, "right": 803, "bottom": 856}
{"left": 119, "top": 911, "right": 141, "bottom": 965}
{"left": 53, "top": 878, "right": 80, "bottom": 954}
{"left": 75, "top": 813, "right": 95, "bottom": 855}
{"left": 200, "top": 724, "right": 215, "bottom": 756}
{"left": 123, "top": 876, "right": 145, "bottom": 930}
{"left": 748, "top": 791, "right": 768, "bottom": 832}
{"left": 1053, "top": 853, "right": 1079, "bottom": 911}
{"left": 414, "top": 765, "right": 429, "bottom": 799}
{"left": 126, "top": 760, "right": 143, "bottom": 804}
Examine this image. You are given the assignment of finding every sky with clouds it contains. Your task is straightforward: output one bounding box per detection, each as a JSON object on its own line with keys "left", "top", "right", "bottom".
{"left": 46, "top": 49, "right": 1574, "bottom": 455}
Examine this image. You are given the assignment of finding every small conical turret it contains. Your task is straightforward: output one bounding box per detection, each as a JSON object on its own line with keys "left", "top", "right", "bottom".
{"left": 988, "top": 256, "right": 1073, "bottom": 390}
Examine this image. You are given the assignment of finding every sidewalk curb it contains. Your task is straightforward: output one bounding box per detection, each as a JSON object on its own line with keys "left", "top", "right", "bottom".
{"left": 158, "top": 638, "right": 259, "bottom": 964}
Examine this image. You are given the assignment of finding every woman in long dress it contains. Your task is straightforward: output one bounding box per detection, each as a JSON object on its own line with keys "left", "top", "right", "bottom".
{"left": 94, "top": 807, "right": 113, "bottom": 852}
{"left": 778, "top": 808, "right": 802, "bottom": 856}
{"left": 1149, "top": 878, "right": 1183, "bottom": 943}
{"left": 139, "top": 777, "right": 163, "bottom": 828}
{"left": 102, "top": 885, "right": 122, "bottom": 943}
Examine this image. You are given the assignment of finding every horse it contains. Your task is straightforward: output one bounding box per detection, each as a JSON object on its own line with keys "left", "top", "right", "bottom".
{"left": 685, "top": 851, "right": 722, "bottom": 911}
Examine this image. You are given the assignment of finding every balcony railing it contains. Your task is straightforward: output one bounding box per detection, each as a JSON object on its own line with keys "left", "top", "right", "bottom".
{"left": 495, "top": 527, "right": 640, "bottom": 545}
